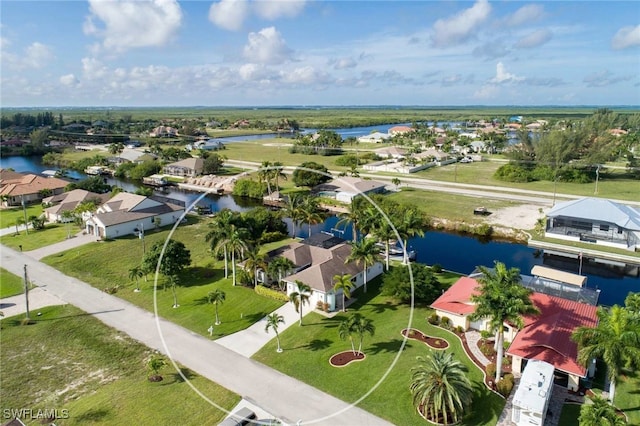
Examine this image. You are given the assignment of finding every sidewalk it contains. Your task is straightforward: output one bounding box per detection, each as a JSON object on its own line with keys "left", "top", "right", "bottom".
{"left": 215, "top": 300, "right": 308, "bottom": 357}
{"left": 0, "top": 245, "right": 392, "bottom": 426}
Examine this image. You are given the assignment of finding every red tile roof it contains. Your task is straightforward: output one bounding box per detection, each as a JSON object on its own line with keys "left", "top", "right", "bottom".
{"left": 431, "top": 276, "right": 598, "bottom": 377}
{"left": 507, "top": 292, "right": 597, "bottom": 377}
{"left": 430, "top": 276, "right": 480, "bottom": 315}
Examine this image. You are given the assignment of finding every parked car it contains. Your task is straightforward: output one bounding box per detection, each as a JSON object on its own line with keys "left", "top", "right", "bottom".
{"left": 460, "top": 157, "right": 473, "bottom": 163}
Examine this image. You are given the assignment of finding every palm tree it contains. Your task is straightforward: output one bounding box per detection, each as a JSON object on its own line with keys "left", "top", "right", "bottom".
{"left": 207, "top": 289, "right": 226, "bottom": 325}
{"left": 396, "top": 208, "right": 425, "bottom": 264}
{"left": 336, "top": 202, "right": 362, "bottom": 242}
{"left": 372, "top": 220, "right": 395, "bottom": 271}
{"left": 128, "top": 265, "right": 144, "bottom": 292}
{"left": 244, "top": 245, "right": 267, "bottom": 287}
{"left": 206, "top": 210, "right": 233, "bottom": 278}
{"left": 339, "top": 317, "right": 356, "bottom": 355}
{"left": 289, "top": 280, "right": 312, "bottom": 326}
{"left": 469, "top": 261, "right": 539, "bottom": 383}
{"left": 410, "top": 351, "right": 473, "bottom": 425}
{"left": 271, "top": 161, "right": 287, "bottom": 192}
{"left": 300, "top": 196, "right": 323, "bottom": 238}
{"left": 265, "top": 312, "right": 285, "bottom": 353}
{"left": 572, "top": 305, "right": 640, "bottom": 402}
{"left": 579, "top": 394, "right": 627, "bottom": 426}
{"left": 218, "top": 224, "right": 249, "bottom": 286}
{"left": 333, "top": 274, "right": 355, "bottom": 313}
{"left": 346, "top": 238, "right": 380, "bottom": 293}
{"left": 267, "top": 256, "right": 295, "bottom": 291}
{"left": 259, "top": 161, "right": 273, "bottom": 195}
{"left": 282, "top": 194, "right": 303, "bottom": 237}
{"left": 60, "top": 209, "right": 75, "bottom": 239}
{"left": 351, "top": 313, "right": 375, "bottom": 355}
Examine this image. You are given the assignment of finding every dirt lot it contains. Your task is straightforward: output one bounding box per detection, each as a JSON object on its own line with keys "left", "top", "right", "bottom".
{"left": 486, "top": 204, "right": 548, "bottom": 231}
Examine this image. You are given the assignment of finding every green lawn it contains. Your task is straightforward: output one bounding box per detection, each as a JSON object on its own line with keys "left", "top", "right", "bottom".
{"left": 0, "top": 267, "right": 24, "bottom": 298}
{"left": 0, "top": 304, "right": 239, "bottom": 425}
{"left": 41, "top": 220, "right": 285, "bottom": 338}
{"left": 558, "top": 403, "right": 580, "bottom": 426}
{"left": 0, "top": 223, "right": 76, "bottom": 251}
{"left": 252, "top": 276, "right": 504, "bottom": 425}
{"left": 0, "top": 205, "right": 43, "bottom": 229}
{"left": 615, "top": 367, "right": 640, "bottom": 425}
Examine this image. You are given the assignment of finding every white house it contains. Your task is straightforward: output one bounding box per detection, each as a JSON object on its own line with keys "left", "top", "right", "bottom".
{"left": 85, "top": 192, "right": 185, "bottom": 239}
{"left": 545, "top": 198, "right": 640, "bottom": 251}
{"left": 276, "top": 234, "right": 383, "bottom": 311}
{"left": 511, "top": 360, "right": 555, "bottom": 426}
{"left": 357, "top": 132, "right": 390, "bottom": 143}
{"left": 313, "top": 177, "right": 387, "bottom": 204}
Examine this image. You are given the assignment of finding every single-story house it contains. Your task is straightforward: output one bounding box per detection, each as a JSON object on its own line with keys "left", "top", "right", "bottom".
{"left": 188, "top": 139, "right": 224, "bottom": 151}
{"left": 0, "top": 170, "right": 68, "bottom": 207}
{"left": 275, "top": 233, "right": 383, "bottom": 311}
{"left": 430, "top": 274, "right": 598, "bottom": 391}
{"left": 85, "top": 192, "right": 185, "bottom": 239}
{"left": 42, "top": 189, "right": 110, "bottom": 222}
{"left": 163, "top": 157, "right": 204, "bottom": 178}
{"left": 313, "top": 177, "right": 387, "bottom": 204}
{"left": 545, "top": 198, "right": 640, "bottom": 251}
{"left": 149, "top": 126, "right": 178, "bottom": 138}
{"left": 357, "top": 132, "right": 391, "bottom": 143}
{"left": 374, "top": 146, "right": 408, "bottom": 159}
{"left": 388, "top": 125, "right": 413, "bottom": 136}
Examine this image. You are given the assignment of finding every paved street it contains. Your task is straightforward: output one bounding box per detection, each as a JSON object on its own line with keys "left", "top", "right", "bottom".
{"left": 1, "top": 246, "right": 392, "bottom": 426}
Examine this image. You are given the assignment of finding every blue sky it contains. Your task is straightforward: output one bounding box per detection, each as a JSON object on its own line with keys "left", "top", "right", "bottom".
{"left": 1, "top": 0, "right": 639, "bottom": 107}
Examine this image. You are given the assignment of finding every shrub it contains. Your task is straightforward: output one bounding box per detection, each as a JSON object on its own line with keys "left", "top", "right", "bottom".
{"left": 475, "top": 223, "right": 493, "bottom": 237}
{"left": 494, "top": 163, "right": 532, "bottom": 182}
{"left": 259, "top": 231, "right": 288, "bottom": 244}
{"left": 232, "top": 179, "right": 266, "bottom": 199}
{"left": 427, "top": 313, "right": 440, "bottom": 325}
{"left": 485, "top": 363, "right": 496, "bottom": 380}
{"left": 255, "top": 285, "right": 289, "bottom": 302}
{"left": 322, "top": 302, "right": 330, "bottom": 312}
{"left": 316, "top": 300, "right": 324, "bottom": 310}
{"left": 431, "top": 263, "right": 443, "bottom": 273}
{"left": 496, "top": 377, "right": 514, "bottom": 397}
{"left": 456, "top": 326, "right": 464, "bottom": 334}
{"left": 440, "top": 316, "right": 451, "bottom": 328}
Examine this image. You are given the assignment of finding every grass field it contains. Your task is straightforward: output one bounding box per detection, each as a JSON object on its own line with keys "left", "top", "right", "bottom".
{"left": 0, "top": 205, "right": 43, "bottom": 229}
{"left": 41, "top": 220, "right": 285, "bottom": 338}
{"left": 0, "top": 223, "right": 77, "bottom": 251}
{"left": 252, "top": 274, "right": 505, "bottom": 426}
{"left": 0, "top": 267, "right": 24, "bottom": 298}
{"left": 0, "top": 304, "right": 239, "bottom": 425}
{"left": 614, "top": 367, "right": 640, "bottom": 425}
{"left": 558, "top": 403, "right": 580, "bottom": 426}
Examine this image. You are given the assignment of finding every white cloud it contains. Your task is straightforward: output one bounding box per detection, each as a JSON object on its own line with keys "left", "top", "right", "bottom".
{"left": 1, "top": 41, "right": 54, "bottom": 70}
{"left": 611, "top": 25, "right": 640, "bottom": 50}
{"left": 238, "top": 63, "right": 273, "bottom": 81}
{"left": 82, "top": 57, "right": 108, "bottom": 79}
{"left": 279, "top": 66, "right": 328, "bottom": 85}
{"left": 431, "top": 0, "right": 491, "bottom": 47}
{"left": 583, "top": 70, "right": 633, "bottom": 87}
{"left": 506, "top": 4, "right": 545, "bottom": 27}
{"left": 441, "top": 74, "right": 462, "bottom": 86}
{"left": 515, "top": 29, "right": 553, "bottom": 48}
{"left": 209, "top": 0, "right": 249, "bottom": 31}
{"left": 243, "top": 27, "right": 292, "bottom": 65}
{"left": 254, "top": 0, "right": 306, "bottom": 20}
{"left": 84, "top": 0, "right": 182, "bottom": 52}
{"left": 331, "top": 57, "right": 357, "bottom": 70}
{"left": 60, "top": 74, "right": 79, "bottom": 87}
{"left": 473, "top": 84, "right": 499, "bottom": 99}
{"left": 490, "top": 62, "right": 524, "bottom": 83}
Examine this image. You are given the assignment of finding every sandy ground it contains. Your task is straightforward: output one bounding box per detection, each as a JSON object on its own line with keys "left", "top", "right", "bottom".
{"left": 486, "top": 204, "right": 548, "bottom": 230}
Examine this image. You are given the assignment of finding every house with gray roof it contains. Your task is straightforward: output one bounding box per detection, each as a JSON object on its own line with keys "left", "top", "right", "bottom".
{"left": 163, "top": 157, "right": 204, "bottom": 177}
{"left": 273, "top": 234, "right": 383, "bottom": 311}
{"left": 85, "top": 192, "right": 184, "bottom": 239}
{"left": 545, "top": 198, "right": 640, "bottom": 251}
{"left": 313, "top": 177, "right": 387, "bottom": 204}
{"left": 43, "top": 189, "right": 111, "bottom": 223}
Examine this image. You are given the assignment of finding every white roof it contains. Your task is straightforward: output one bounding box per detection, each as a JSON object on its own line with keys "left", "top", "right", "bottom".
{"left": 547, "top": 198, "right": 640, "bottom": 231}
{"left": 512, "top": 360, "right": 554, "bottom": 414}
{"left": 531, "top": 265, "right": 586, "bottom": 287}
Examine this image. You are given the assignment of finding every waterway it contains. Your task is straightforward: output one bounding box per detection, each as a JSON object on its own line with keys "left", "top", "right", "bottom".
{"left": 1, "top": 155, "right": 638, "bottom": 307}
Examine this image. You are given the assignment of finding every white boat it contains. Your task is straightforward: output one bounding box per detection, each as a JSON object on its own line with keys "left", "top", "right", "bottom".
{"left": 377, "top": 241, "right": 416, "bottom": 262}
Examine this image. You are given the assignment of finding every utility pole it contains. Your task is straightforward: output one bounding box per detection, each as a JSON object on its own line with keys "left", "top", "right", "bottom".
{"left": 23, "top": 264, "right": 31, "bottom": 321}
{"left": 140, "top": 222, "right": 145, "bottom": 255}
{"left": 594, "top": 165, "right": 601, "bottom": 195}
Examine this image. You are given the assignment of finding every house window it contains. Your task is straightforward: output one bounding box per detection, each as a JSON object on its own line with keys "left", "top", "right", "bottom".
{"left": 600, "top": 224, "right": 609, "bottom": 232}
{"left": 618, "top": 227, "right": 623, "bottom": 234}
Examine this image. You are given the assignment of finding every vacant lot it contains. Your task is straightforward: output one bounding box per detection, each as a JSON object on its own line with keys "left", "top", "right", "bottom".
{"left": 0, "top": 304, "right": 239, "bottom": 425}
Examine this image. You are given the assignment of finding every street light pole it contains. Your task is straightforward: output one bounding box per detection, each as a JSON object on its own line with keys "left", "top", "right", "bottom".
{"left": 140, "top": 222, "right": 145, "bottom": 255}
{"left": 23, "top": 264, "right": 31, "bottom": 321}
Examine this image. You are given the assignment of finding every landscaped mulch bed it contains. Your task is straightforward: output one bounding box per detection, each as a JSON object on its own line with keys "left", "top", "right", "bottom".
{"left": 401, "top": 328, "right": 449, "bottom": 350}
{"left": 329, "top": 351, "right": 365, "bottom": 367}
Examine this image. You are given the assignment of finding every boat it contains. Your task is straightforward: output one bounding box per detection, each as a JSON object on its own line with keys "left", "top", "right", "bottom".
{"left": 473, "top": 206, "right": 491, "bottom": 216}
{"left": 84, "top": 165, "right": 111, "bottom": 176}
{"left": 377, "top": 241, "right": 416, "bottom": 262}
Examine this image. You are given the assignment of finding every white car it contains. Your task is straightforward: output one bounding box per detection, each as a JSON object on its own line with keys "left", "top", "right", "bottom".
{"left": 460, "top": 157, "right": 473, "bottom": 163}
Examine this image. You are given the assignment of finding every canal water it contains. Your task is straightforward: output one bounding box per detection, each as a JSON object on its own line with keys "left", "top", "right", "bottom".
{"left": 1, "top": 155, "right": 638, "bottom": 307}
